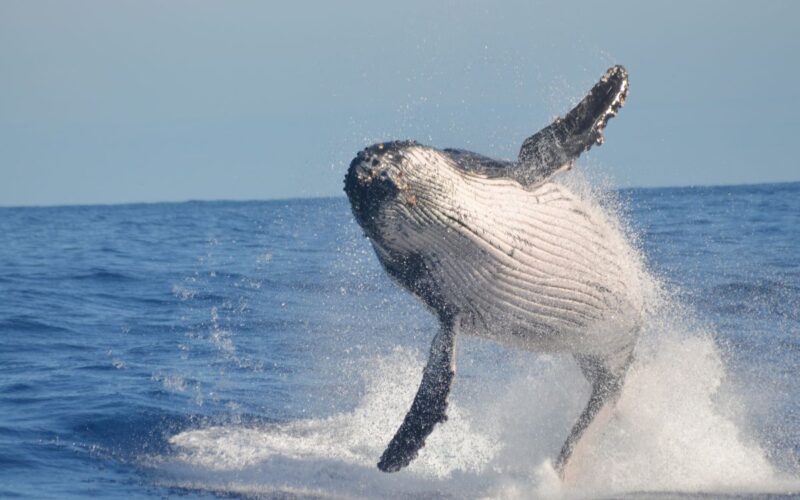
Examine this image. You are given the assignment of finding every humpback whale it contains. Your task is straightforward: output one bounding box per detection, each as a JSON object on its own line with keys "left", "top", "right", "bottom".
{"left": 343, "top": 66, "right": 643, "bottom": 478}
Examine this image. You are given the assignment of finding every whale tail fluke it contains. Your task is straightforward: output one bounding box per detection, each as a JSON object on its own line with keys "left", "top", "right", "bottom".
{"left": 515, "top": 65, "right": 629, "bottom": 187}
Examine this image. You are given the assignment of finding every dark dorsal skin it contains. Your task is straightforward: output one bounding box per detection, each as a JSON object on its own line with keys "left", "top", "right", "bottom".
{"left": 344, "top": 65, "right": 631, "bottom": 474}
{"left": 441, "top": 149, "right": 513, "bottom": 177}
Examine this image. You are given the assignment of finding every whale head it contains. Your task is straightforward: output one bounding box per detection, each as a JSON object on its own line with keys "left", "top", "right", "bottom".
{"left": 344, "top": 141, "right": 456, "bottom": 256}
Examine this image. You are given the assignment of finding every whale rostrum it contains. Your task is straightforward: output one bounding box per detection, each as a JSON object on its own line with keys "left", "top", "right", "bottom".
{"left": 344, "top": 65, "right": 643, "bottom": 477}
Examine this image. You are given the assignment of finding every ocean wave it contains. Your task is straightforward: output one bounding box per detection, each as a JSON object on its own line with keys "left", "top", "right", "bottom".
{"left": 70, "top": 268, "right": 139, "bottom": 283}
{"left": 0, "top": 316, "right": 75, "bottom": 335}
{"left": 704, "top": 280, "right": 800, "bottom": 320}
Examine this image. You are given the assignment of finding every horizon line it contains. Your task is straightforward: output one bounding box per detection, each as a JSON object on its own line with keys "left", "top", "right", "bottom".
{"left": 2, "top": 178, "right": 798, "bottom": 210}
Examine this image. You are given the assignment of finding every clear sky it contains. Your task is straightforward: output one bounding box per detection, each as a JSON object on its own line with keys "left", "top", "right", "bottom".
{"left": 1, "top": 0, "right": 798, "bottom": 206}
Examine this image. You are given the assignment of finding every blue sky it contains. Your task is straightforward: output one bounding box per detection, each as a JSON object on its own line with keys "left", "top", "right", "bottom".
{"left": 1, "top": 0, "right": 798, "bottom": 206}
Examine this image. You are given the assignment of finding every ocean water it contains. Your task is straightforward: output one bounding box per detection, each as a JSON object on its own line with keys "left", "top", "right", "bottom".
{"left": 1, "top": 181, "right": 798, "bottom": 498}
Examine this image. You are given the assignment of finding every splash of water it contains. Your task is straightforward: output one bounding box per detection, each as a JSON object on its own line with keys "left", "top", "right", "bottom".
{"left": 155, "top": 315, "right": 797, "bottom": 498}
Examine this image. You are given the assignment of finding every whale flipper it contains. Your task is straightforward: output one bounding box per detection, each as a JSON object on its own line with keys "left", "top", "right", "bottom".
{"left": 378, "top": 318, "right": 458, "bottom": 472}
{"left": 514, "top": 65, "right": 629, "bottom": 187}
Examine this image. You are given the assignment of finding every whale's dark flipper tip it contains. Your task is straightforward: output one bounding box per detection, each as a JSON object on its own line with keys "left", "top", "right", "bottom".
{"left": 377, "top": 447, "right": 414, "bottom": 473}
{"left": 604, "top": 64, "right": 627, "bottom": 82}
{"left": 594, "top": 65, "right": 629, "bottom": 143}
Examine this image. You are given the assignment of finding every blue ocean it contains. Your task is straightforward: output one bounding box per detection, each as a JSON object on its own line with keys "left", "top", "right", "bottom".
{"left": 1, "top": 181, "right": 798, "bottom": 498}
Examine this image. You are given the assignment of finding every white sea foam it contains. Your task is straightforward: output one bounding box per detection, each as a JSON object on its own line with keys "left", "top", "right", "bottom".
{"left": 156, "top": 309, "right": 798, "bottom": 498}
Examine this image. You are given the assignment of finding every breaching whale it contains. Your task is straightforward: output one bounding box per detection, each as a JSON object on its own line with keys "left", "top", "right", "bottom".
{"left": 344, "top": 65, "right": 643, "bottom": 478}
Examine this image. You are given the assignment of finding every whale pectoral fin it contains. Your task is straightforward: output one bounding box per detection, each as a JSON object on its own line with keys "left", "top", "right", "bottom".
{"left": 377, "top": 318, "right": 458, "bottom": 472}
{"left": 515, "top": 65, "right": 629, "bottom": 187}
{"left": 555, "top": 354, "right": 628, "bottom": 481}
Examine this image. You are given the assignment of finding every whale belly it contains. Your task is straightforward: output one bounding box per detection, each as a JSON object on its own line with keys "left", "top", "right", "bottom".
{"left": 425, "top": 180, "right": 643, "bottom": 359}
